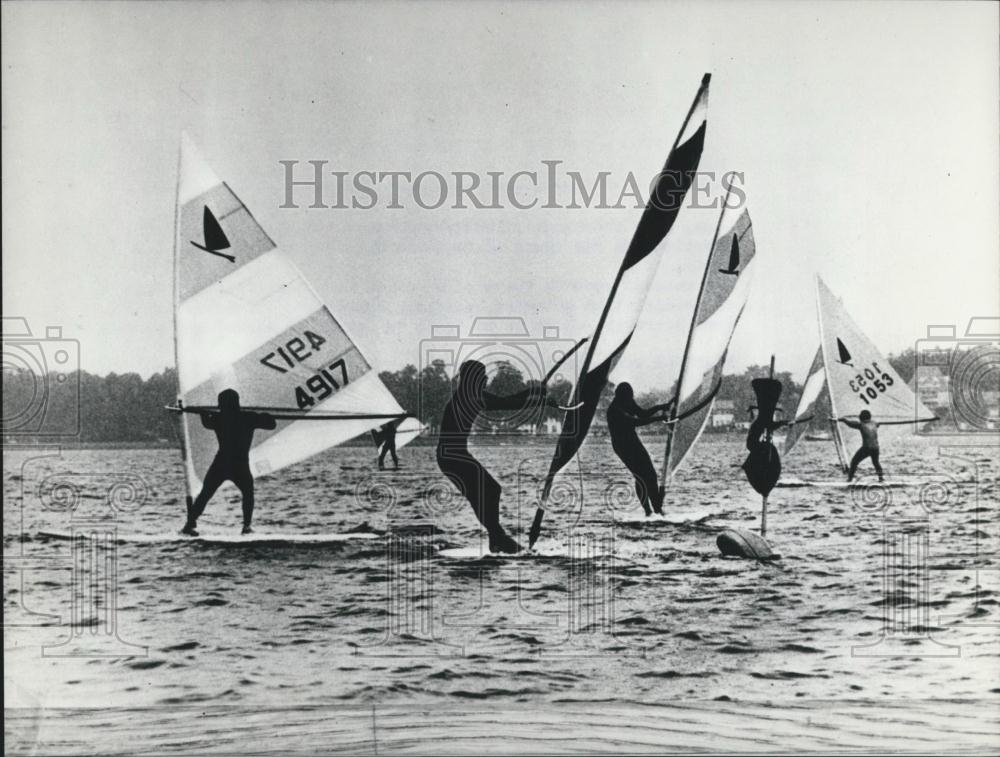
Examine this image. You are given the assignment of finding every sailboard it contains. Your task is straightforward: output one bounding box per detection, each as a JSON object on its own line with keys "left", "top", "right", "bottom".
{"left": 659, "top": 183, "right": 757, "bottom": 488}
{"left": 528, "top": 73, "right": 712, "bottom": 548}
{"left": 39, "top": 530, "right": 379, "bottom": 545}
{"left": 173, "top": 134, "right": 424, "bottom": 497}
{"left": 780, "top": 276, "right": 935, "bottom": 478}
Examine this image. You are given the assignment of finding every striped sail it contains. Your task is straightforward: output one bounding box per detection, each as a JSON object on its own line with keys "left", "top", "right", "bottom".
{"left": 540, "top": 74, "right": 711, "bottom": 503}
{"left": 782, "top": 346, "right": 827, "bottom": 456}
{"left": 661, "top": 195, "right": 756, "bottom": 482}
{"left": 174, "top": 135, "right": 421, "bottom": 494}
{"left": 816, "top": 276, "right": 932, "bottom": 468}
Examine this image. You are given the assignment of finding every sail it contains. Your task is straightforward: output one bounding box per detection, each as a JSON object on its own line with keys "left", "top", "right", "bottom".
{"left": 539, "top": 74, "right": 711, "bottom": 505}
{"left": 782, "top": 346, "right": 826, "bottom": 455}
{"left": 815, "top": 276, "right": 932, "bottom": 467}
{"left": 174, "top": 135, "right": 422, "bottom": 494}
{"left": 662, "top": 196, "right": 756, "bottom": 482}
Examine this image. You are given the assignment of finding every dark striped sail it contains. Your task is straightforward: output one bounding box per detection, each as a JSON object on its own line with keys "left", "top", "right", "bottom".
{"left": 530, "top": 74, "right": 710, "bottom": 545}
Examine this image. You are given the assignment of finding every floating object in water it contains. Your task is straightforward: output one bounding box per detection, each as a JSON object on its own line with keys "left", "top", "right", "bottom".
{"left": 716, "top": 528, "right": 776, "bottom": 560}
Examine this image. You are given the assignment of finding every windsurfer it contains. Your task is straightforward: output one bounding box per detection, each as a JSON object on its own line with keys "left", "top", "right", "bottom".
{"left": 375, "top": 418, "right": 402, "bottom": 470}
{"left": 606, "top": 382, "right": 674, "bottom": 516}
{"left": 437, "top": 360, "right": 555, "bottom": 553}
{"left": 834, "top": 410, "right": 883, "bottom": 482}
{"left": 182, "top": 389, "right": 277, "bottom": 536}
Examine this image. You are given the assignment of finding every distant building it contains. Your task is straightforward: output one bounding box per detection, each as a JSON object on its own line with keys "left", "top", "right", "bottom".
{"left": 709, "top": 399, "right": 735, "bottom": 429}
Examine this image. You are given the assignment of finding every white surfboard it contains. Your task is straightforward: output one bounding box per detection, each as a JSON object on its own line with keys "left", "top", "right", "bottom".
{"left": 438, "top": 542, "right": 573, "bottom": 560}
{"left": 38, "top": 530, "right": 379, "bottom": 545}
{"left": 776, "top": 476, "right": 953, "bottom": 489}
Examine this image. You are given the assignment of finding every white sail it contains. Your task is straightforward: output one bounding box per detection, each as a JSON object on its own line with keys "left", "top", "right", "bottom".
{"left": 782, "top": 346, "right": 827, "bottom": 456}
{"left": 815, "top": 276, "right": 932, "bottom": 468}
{"left": 174, "top": 135, "right": 422, "bottom": 494}
{"left": 661, "top": 195, "right": 756, "bottom": 482}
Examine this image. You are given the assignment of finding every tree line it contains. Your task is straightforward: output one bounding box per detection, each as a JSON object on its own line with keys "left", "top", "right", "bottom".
{"left": 1, "top": 350, "right": 918, "bottom": 443}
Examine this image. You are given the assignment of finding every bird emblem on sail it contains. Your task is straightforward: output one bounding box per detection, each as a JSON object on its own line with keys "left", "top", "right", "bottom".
{"left": 836, "top": 337, "right": 853, "bottom": 366}
{"left": 717, "top": 233, "right": 741, "bottom": 275}
{"left": 190, "top": 206, "right": 235, "bottom": 262}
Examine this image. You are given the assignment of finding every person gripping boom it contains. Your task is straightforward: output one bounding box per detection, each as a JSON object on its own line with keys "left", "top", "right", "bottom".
{"left": 437, "top": 360, "right": 556, "bottom": 554}
{"left": 182, "top": 389, "right": 277, "bottom": 536}
{"left": 834, "top": 409, "right": 883, "bottom": 482}
{"left": 606, "top": 382, "right": 674, "bottom": 517}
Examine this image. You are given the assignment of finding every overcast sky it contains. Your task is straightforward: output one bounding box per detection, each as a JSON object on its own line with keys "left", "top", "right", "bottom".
{"left": 3, "top": 1, "right": 998, "bottom": 390}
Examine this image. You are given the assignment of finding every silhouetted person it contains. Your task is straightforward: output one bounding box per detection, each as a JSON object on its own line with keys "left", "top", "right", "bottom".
{"left": 836, "top": 410, "right": 884, "bottom": 482}
{"left": 376, "top": 418, "right": 401, "bottom": 470}
{"left": 437, "top": 360, "right": 553, "bottom": 553}
{"left": 183, "top": 389, "right": 276, "bottom": 536}
{"left": 606, "top": 382, "right": 674, "bottom": 517}
{"left": 742, "top": 377, "right": 790, "bottom": 497}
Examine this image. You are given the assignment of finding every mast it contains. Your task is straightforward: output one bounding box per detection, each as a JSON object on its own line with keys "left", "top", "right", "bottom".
{"left": 760, "top": 354, "right": 776, "bottom": 536}
{"left": 659, "top": 181, "right": 733, "bottom": 489}
{"left": 557, "top": 71, "right": 711, "bottom": 458}
{"left": 172, "top": 136, "right": 191, "bottom": 500}
{"left": 815, "top": 276, "right": 848, "bottom": 471}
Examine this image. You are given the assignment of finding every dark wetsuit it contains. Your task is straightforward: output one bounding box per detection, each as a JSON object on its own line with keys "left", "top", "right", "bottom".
{"left": 190, "top": 410, "right": 276, "bottom": 528}
{"left": 437, "top": 386, "right": 546, "bottom": 544}
{"left": 843, "top": 419, "right": 882, "bottom": 479}
{"left": 378, "top": 420, "right": 399, "bottom": 470}
{"left": 606, "top": 399, "right": 672, "bottom": 515}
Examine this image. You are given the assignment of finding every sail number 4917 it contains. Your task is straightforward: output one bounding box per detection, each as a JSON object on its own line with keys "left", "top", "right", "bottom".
{"left": 849, "top": 360, "right": 894, "bottom": 405}
{"left": 259, "top": 330, "right": 351, "bottom": 409}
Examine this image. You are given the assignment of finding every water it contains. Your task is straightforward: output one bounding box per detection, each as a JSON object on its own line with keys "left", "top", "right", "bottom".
{"left": 4, "top": 434, "right": 999, "bottom": 750}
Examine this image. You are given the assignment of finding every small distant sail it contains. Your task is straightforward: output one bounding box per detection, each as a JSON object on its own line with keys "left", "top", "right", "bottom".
{"left": 782, "top": 346, "right": 827, "bottom": 456}
{"left": 173, "top": 134, "right": 422, "bottom": 494}
{"left": 538, "top": 74, "right": 711, "bottom": 505}
{"left": 718, "top": 233, "right": 740, "bottom": 275}
{"left": 816, "top": 276, "right": 932, "bottom": 469}
{"left": 190, "top": 207, "right": 234, "bottom": 262}
{"left": 836, "top": 338, "right": 853, "bottom": 366}
{"left": 661, "top": 187, "right": 756, "bottom": 482}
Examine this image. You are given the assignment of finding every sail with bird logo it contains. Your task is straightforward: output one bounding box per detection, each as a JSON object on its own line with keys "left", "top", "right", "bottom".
{"left": 173, "top": 134, "right": 423, "bottom": 495}
{"left": 814, "top": 276, "right": 934, "bottom": 470}
{"left": 660, "top": 184, "right": 757, "bottom": 485}
{"left": 528, "top": 73, "right": 711, "bottom": 547}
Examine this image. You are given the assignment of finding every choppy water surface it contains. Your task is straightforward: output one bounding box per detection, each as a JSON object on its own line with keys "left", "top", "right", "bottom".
{"left": 4, "top": 434, "right": 999, "bottom": 714}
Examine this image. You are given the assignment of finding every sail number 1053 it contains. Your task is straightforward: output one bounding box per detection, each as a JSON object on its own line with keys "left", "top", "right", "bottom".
{"left": 259, "top": 330, "right": 352, "bottom": 410}
{"left": 849, "top": 360, "right": 894, "bottom": 405}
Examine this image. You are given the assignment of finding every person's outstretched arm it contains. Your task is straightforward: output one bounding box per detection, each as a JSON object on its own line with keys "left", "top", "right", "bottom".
{"left": 254, "top": 412, "right": 277, "bottom": 431}
{"left": 833, "top": 416, "right": 861, "bottom": 429}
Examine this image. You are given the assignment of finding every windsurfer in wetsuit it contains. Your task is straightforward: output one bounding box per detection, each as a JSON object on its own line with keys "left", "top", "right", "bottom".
{"left": 437, "top": 360, "right": 554, "bottom": 554}
{"left": 182, "top": 389, "right": 276, "bottom": 536}
{"left": 835, "top": 409, "right": 884, "bottom": 482}
{"left": 606, "top": 382, "right": 675, "bottom": 517}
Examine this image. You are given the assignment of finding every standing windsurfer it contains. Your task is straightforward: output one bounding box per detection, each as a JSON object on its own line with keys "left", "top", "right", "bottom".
{"left": 437, "top": 360, "right": 553, "bottom": 554}
{"left": 834, "top": 410, "right": 884, "bottom": 482}
{"left": 375, "top": 418, "right": 402, "bottom": 470}
{"left": 182, "top": 389, "right": 277, "bottom": 536}
{"left": 606, "top": 382, "right": 674, "bottom": 517}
